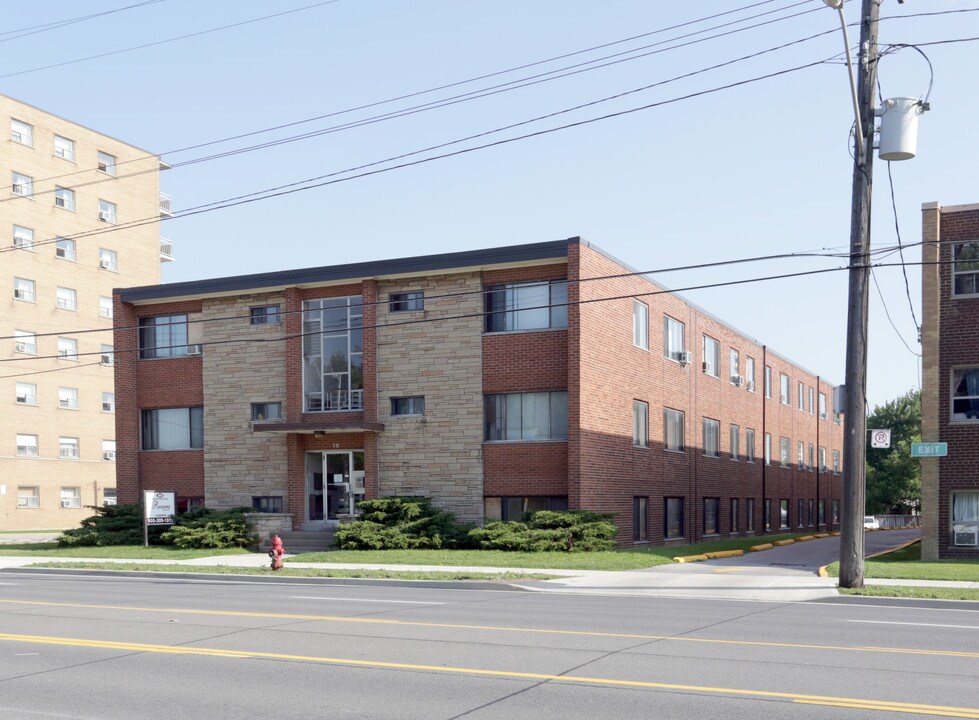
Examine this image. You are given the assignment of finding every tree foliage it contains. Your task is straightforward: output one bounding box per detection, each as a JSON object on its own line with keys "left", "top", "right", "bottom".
{"left": 865, "top": 389, "right": 921, "bottom": 514}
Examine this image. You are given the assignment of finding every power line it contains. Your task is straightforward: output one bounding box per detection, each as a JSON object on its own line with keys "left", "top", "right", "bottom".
{"left": 870, "top": 269, "right": 920, "bottom": 359}
{"left": 0, "top": 1, "right": 165, "bottom": 43}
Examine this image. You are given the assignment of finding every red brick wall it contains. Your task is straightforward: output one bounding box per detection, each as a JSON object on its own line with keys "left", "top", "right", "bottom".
{"left": 483, "top": 443, "right": 568, "bottom": 496}
{"left": 937, "top": 207, "right": 979, "bottom": 559}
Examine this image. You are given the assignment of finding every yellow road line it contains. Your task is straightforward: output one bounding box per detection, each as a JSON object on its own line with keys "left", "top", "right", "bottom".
{"left": 0, "top": 632, "right": 976, "bottom": 718}
{"left": 1, "top": 598, "right": 976, "bottom": 660}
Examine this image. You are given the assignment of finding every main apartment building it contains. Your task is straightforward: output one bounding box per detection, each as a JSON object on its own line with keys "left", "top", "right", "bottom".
{"left": 114, "top": 239, "right": 844, "bottom": 546}
{"left": 1, "top": 94, "right": 172, "bottom": 529}
{"left": 920, "top": 201, "right": 979, "bottom": 559}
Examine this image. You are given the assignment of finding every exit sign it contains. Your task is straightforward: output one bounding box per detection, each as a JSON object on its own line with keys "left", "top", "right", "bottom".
{"left": 911, "top": 442, "right": 948, "bottom": 457}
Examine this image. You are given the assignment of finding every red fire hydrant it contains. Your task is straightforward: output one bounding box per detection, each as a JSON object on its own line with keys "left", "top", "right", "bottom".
{"left": 268, "top": 535, "right": 285, "bottom": 571}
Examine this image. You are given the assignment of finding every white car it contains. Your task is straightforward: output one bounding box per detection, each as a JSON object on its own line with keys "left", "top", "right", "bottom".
{"left": 864, "top": 516, "right": 880, "bottom": 530}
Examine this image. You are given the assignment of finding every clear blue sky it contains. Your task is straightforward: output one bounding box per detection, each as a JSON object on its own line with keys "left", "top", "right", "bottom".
{"left": 5, "top": 0, "right": 978, "bottom": 409}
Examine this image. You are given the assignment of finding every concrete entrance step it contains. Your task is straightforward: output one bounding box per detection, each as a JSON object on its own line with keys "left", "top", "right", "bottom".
{"left": 262, "top": 530, "right": 335, "bottom": 553}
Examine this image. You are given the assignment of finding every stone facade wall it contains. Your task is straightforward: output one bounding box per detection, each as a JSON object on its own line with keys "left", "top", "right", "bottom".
{"left": 920, "top": 204, "right": 941, "bottom": 560}
{"left": 375, "top": 274, "right": 484, "bottom": 524}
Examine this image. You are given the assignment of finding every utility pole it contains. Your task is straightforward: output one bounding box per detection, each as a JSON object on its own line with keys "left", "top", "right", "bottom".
{"left": 838, "top": 0, "right": 881, "bottom": 589}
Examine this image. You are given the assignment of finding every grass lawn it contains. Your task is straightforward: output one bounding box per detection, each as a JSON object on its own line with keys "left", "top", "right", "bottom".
{"left": 838, "top": 586, "right": 979, "bottom": 601}
{"left": 825, "top": 542, "right": 979, "bottom": 582}
{"left": 290, "top": 533, "right": 809, "bottom": 570}
{"left": 24, "top": 562, "right": 556, "bottom": 581}
{"left": 0, "top": 544, "right": 249, "bottom": 560}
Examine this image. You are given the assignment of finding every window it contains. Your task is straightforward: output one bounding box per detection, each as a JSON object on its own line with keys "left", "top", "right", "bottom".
{"left": 12, "top": 172, "right": 33, "bottom": 197}
{"left": 54, "top": 135, "right": 75, "bottom": 161}
{"left": 665, "top": 497, "right": 685, "bottom": 539}
{"left": 11, "top": 119, "right": 32, "bottom": 145}
{"left": 18, "top": 486, "right": 40, "bottom": 508}
{"left": 102, "top": 439, "right": 116, "bottom": 461}
{"left": 633, "top": 400, "right": 648, "bottom": 447}
{"left": 808, "top": 387, "right": 815, "bottom": 415}
{"left": 58, "top": 387, "right": 79, "bottom": 409}
{"left": 833, "top": 450, "right": 841, "bottom": 473}
{"left": 633, "top": 497, "right": 648, "bottom": 542}
{"left": 819, "top": 499, "right": 826, "bottom": 527}
{"left": 703, "top": 418, "right": 720, "bottom": 457}
{"left": 484, "top": 392, "right": 568, "bottom": 441}
{"left": 704, "top": 498, "right": 720, "bottom": 535}
{"left": 484, "top": 496, "right": 569, "bottom": 521}
{"left": 251, "top": 402, "right": 283, "bottom": 421}
{"left": 56, "top": 287, "right": 77, "bottom": 311}
{"left": 797, "top": 499, "right": 805, "bottom": 528}
{"left": 779, "top": 437, "right": 790, "bottom": 467}
{"left": 250, "top": 305, "right": 281, "bottom": 325}
{"left": 252, "top": 496, "right": 284, "bottom": 513}
{"left": 139, "top": 315, "right": 189, "bottom": 359}
{"left": 103, "top": 488, "right": 118, "bottom": 506}
{"left": 16, "top": 382, "right": 37, "bottom": 405}
{"left": 99, "top": 248, "right": 118, "bottom": 271}
{"left": 664, "top": 408, "right": 684, "bottom": 451}
{"left": 59, "top": 438, "right": 80, "bottom": 460}
{"left": 746, "top": 428, "right": 755, "bottom": 463}
{"left": 141, "top": 407, "right": 204, "bottom": 450}
{"left": 54, "top": 186, "right": 75, "bottom": 211}
{"left": 951, "top": 491, "right": 979, "bottom": 546}
{"left": 98, "top": 199, "right": 117, "bottom": 223}
{"left": 951, "top": 368, "right": 979, "bottom": 421}
{"left": 14, "top": 277, "right": 35, "bottom": 302}
{"left": 57, "top": 338, "right": 78, "bottom": 361}
{"left": 808, "top": 443, "right": 815, "bottom": 469}
{"left": 99, "top": 296, "right": 113, "bottom": 319}
{"left": 729, "top": 348, "right": 740, "bottom": 383}
{"left": 731, "top": 498, "right": 740, "bottom": 534}
{"left": 780, "top": 499, "right": 790, "bottom": 529}
{"left": 780, "top": 373, "right": 790, "bottom": 404}
{"left": 831, "top": 499, "right": 840, "bottom": 525}
{"left": 746, "top": 356, "right": 755, "bottom": 391}
{"left": 56, "top": 237, "right": 76, "bottom": 261}
{"left": 102, "top": 392, "right": 115, "bottom": 413}
{"left": 391, "top": 396, "right": 425, "bottom": 416}
{"left": 390, "top": 291, "right": 424, "bottom": 312}
{"left": 764, "top": 365, "right": 772, "bottom": 399}
{"left": 60, "top": 487, "right": 81, "bottom": 508}
{"left": 663, "top": 316, "right": 685, "bottom": 361}
{"left": 819, "top": 446, "right": 827, "bottom": 471}
{"left": 819, "top": 392, "right": 827, "bottom": 419}
{"left": 302, "top": 297, "right": 364, "bottom": 412}
{"left": 633, "top": 301, "right": 648, "bottom": 349}
{"left": 764, "top": 432, "right": 772, "bottom": 465}
{"left": 13, "top": 225, "right": 33, "bottom": 250}
{"left": 484, "top": 280, "right": 568, "bottom": 332}
{"left": 952, "top": 241, "right": 979, "bottom": 296}
{"left": 746, "top": 498, "right": 755, "bottom": 532}
{"left": 702, "top": 335, "right": 719, "bottom": 376}
{"left": 797, "top": 381, "right": 805, "bottom": 411}
{"left": 14, "top": 330, "right": 36, "bottom": 354}
{"left": 729, "top": 424, "right": 739, "bottom": 461}
{"left": 97, "top": 151, "right": 117, "bottom": 175}
{"left": 100, "top": 344, "right": 114, "bottom": 366}
{"left": 16, "top": 434, "right": 38, "bottom": 457}
{"left": 797, "top": 441, "right": 805, "bottom": 468}
{"left": 808, "top": 499, "right": 815, "bottom": 527}
{"left": 764, "top": 498, "right": 772, "bottom": 531}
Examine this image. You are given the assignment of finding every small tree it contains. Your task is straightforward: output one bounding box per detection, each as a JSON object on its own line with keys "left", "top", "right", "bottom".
{"left": 865, "top": 389, "right": 921, "bottom": 514}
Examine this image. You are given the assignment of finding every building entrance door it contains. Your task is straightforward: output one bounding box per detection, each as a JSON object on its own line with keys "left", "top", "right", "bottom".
{"left": 305, "top": 450, "right": 365, "bottom": 528}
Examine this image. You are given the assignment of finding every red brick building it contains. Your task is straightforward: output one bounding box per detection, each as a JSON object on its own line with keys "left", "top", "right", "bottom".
{"left": 921, "top": 202, "right": 979, "bottom": 559}
{"left": 113, "top": 239, "right": 844, "bottom": 546}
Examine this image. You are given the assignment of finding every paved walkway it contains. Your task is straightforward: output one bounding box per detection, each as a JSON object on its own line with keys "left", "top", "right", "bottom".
{"left": 0, "top": 528, "right": 966, "bottom": 602}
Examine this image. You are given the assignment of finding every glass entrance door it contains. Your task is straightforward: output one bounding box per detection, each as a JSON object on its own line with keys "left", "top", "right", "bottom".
{"left": 325, "top": 451, "right": 351, "bottom": 519}
{"left": 306, "top": 450, "right": 365, "bottom": 526}
{"left": 305, "top": 452, "right": 325, "bottom": 530}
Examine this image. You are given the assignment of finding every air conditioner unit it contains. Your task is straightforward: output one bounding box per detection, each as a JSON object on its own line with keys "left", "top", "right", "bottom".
{"left": 55, "top": 197, "right": 66, "bottom": 208}
{"left": 98, "top": 210, "right": 112, "bottom": 222}
{"left": 61, "top": 500, "right": 72, "bottom": 508}
{"left": 746, "top": 380, "right": 755, "bottom": 392}
{"left": 702, "top": 361, "right": 709, "bottom": 373}
{"left": 56, "top": 247, "right": 67, "bottom": 258}
{"left": 100, "top": 354, "right": 112, "bottom": 365}
{"left": 731, "top": 375, "right": 744, "bottom": 387}
{"left": 57, "top": 298, "right": 70, "bottom": 309}
{"left": 102, "top": 402, "right": 113, "bottom": 412}
{"left": 14, "top": 288, "right": 24, "bottom": 299}
{"left": 677, "top": 351, "right": 692, "bottom": 366}
{"left": 953, "top": 526, "right": 978, "bottom": 547}
{"left": 100, "top": 307, "right": 111, "bottom": 318}
{"left": 103, "top": 451, "right": 116, "bottom": 461}
{"left": 12, "top": 184, "right": 26, "bottom": 195}
{"left": 15, "top": 342, "right": 27, "bottom": 353}
{"left": 99, "top": 257, "right": 111, "bottom": 269}
{"left": 185, "top": 344, "right": 202, "bottom": 356}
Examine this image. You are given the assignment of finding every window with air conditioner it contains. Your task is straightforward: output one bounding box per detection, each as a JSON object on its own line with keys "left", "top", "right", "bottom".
{"left": 16, "top": 434, "right": 38, "bottom": 457}
{"left": 16, "top": 382, "right": 37, "bottom": 405}
{"left": 14, "top": 330, "right": 36, "bottom": 354}
{"left": 57, "top": 338, "right": 78, "bottom": 361}
{"left": 139, "top": 315, "right": 190, "bottom": 359}
{"left": 102, "top": 392, "right": 115, "bottom": 413}
{"left": 60, "top": 487, "right": 81, "bottom": 508}
{"left": 98, "top": 199, "right": 116, "bottom": 223}
{"left": 663, "top": 316, "right": 685, "bottom": 362}
{"left": 58, "top": 387, "right": 79, "bottom": 410}
{"left": 11, "top": 119, "right": 33, "bottom": 145}
{"left": 952, "top": 241, "right": 979, "bottom": 297}
{"left": 819, "top": 391, "right": 828, "bottom": 419}
{"left": 103, "top": 488, "right": 118, "bottom": 506}
{"left": 99, "top": 248, "right": 117, "bottom": 271}
{"left": 53, "top": 135, "right": 75, "bottom": 161}
{"left": 102, "top": 440, "right": 117, "bottom": 460}
{"left": 55, "top": 238, "right": 75, "bottom": 261}
{"left": 11, "top": 172, "right": 33, "bottom": 198}
{"left": 13, "top": 225, "right": 33, "bottom": 250}
{"left": 99, "top": 297, "right": 113, "bottom": 319}
{"left": 54, "top": 187, "right": 75, "bottom": 211}
{"left": 17, "top": 486, "right": 40, "bottom": 508}
{"left": 745, "top": 356, "right": 756, "bottom": 392}
{"left": 97, "top": 151, "right": 117, "bottom": 175}
{"left": 56, "top": 287, "right": 77, "bottom": 311}
{"left": 14, "top": 277, "right": 35, "bottom": 303}
{"left": 100, "top": 344, "right": 114, "bottom": 366}
{"left": 729, "top": 349, "right": 740, "bottom": 384}
{"left": 951, "top": 492, "right": 979, "bottom": 546}
{"left": 59, "top": 438, "right": 80, "bottom": 459}
{"left": 779, "top": 373, "right": 790, "bottom": 405}
{"left": 702, "top": 335, "right": 719, "bottom": 377}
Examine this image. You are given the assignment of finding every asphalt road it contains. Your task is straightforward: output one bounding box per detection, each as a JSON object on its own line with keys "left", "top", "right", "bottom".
{"left": 0, "top": 569, "right": 976, "bottom": 719}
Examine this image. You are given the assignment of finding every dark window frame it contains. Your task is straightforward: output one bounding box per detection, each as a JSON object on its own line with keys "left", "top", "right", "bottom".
{"left": 250, "top": 305, "right": 281, "bottom": 325}
{"left": 389, "top": 291, "right": 424, "bottom": 313}
{"left": 391, "top": 396, "right": 425, "bottom": 416}
{"left": 665, "top": 497, "right": 685, "bottom": 539}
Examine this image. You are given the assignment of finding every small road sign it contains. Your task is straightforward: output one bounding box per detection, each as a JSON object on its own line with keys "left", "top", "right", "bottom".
{"left": 911, "top": 442, "right": 948, "bottom": 457}
{"left": 870, "top": 429, "right": 891, "bottom": 449}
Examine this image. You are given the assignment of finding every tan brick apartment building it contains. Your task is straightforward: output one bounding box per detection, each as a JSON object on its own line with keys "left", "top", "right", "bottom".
{"left": 920, "top": 202, "right": 979, "bottom": 559}
{"left": 1, "top": 94, "right": 171, "bottom": 530}
{"left": 114, "top": 239, "right": 844, "bottom": 545}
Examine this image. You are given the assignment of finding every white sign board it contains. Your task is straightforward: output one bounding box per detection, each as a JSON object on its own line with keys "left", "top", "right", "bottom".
{"left": 870, "top": 429, "right": 891, "bottom": 449}
{"left": 144, "top": 490, "right": 176, "bottom": 526}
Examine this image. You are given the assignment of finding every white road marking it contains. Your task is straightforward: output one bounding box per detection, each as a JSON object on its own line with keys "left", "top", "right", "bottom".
{"left": 289, "top": 596, "right": 444, "bottom": 605}
{"left": 846, "top": 620, "right": 979, "bottom": 630}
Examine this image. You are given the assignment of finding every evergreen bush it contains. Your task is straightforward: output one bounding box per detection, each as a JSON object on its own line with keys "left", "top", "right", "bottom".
{"left": 334, "top": 497, "right": 474, "bottom": 550}
{"left": 469, "top": 510, "right": 617, "bottom": 552}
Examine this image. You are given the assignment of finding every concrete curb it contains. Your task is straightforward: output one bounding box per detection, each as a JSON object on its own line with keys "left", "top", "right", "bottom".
{"left": 865, "top": 538, "right": 920, "bottom": 560}
{"left": 773, "top": 539, "right": 796, "bottom": 547}
{"left": 749, "top": 543, "right": 774, "bottom": 552}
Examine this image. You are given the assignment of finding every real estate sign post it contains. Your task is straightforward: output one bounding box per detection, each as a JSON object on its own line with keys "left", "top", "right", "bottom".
{"left": 143, "top": 490, "right": 176, "bottom": 546}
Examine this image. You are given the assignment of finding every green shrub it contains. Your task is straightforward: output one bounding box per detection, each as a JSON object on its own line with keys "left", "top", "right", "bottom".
{"left": 160, "top": 507, "right": 255, "bottom": 549}
{"left": 57, "top": 504, "right": 147, "bottom": 547}
{"left": 469, "top": 510, "right": 617, "bottom": 552}
{"left": 334, "top": 497, "right": 474, "bottom": 550}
